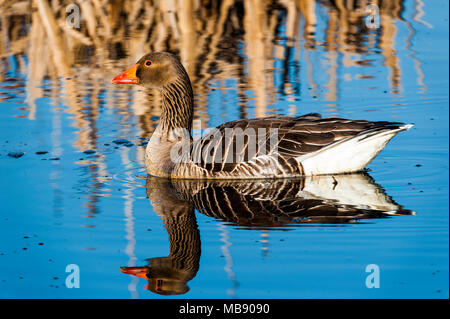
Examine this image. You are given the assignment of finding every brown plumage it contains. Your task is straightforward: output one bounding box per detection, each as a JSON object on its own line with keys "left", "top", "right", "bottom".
{"left": 113, "top": 52, "right": 412, "bottom": 179}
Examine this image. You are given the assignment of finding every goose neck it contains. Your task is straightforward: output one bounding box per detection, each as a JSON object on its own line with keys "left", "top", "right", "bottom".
{"left": 159, "top": 78, "right": 194, "bottom": 133}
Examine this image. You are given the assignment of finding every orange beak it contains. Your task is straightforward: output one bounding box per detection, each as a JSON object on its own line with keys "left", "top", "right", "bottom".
{"left": 112, "top": 64, "right": 138, "bottom": 84}
{"left": 120, "top": 266, "right": 148, "bottom": 279}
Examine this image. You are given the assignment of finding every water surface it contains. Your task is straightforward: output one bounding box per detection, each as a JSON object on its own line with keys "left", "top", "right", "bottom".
{"left": 0, "top": 0, "right": 448, "bottom": 298}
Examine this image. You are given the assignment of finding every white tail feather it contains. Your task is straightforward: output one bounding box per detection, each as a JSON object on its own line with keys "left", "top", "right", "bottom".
{"left": 299, "top": 124, "right": 413, "bottom": 175}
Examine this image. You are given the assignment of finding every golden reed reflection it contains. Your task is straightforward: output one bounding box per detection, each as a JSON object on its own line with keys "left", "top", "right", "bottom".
{"left": 0, "top": 0, "right": 427, "bottom": 149}
{"left": 0, "top": 0, "right": 429, "bottom": 224}
{"left": 120, "top": 173, "right": 414, "bottom": 295}
{"left": 0, "top": 0, "right": 428, "bottom": 223}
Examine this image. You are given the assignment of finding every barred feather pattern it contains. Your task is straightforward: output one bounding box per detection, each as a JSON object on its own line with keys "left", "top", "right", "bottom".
{"left": 147, "top": 174, "right": 415, "bottom": 228}
{"left": 153, "top": 210, "right": 200, "bottom": 281}
{"left": 169, "top": 114, "right": 408, "bottom": 179}
{"left": 160, "top": 74, "right": 194, "bottom": 132}
{"left": 124, "top": 179, "right": 202, "bottom": 295}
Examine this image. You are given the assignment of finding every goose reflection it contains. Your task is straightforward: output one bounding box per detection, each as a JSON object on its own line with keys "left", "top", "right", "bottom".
{"left": 121, "top": 178, "right": 201, "bottom": 295}
{"left": 121, "top": 173, "right": 414, "bottom": 295}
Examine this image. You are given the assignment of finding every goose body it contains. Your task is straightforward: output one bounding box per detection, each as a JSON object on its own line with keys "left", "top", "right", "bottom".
{"left": 113, "top": 52, "right": 412, "bottom": 179}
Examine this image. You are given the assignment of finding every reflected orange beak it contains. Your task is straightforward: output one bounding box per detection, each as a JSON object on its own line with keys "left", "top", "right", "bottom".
{"left": 120, "top": 266, "right": 148, "bottom": 279}
{"left": 112, "top": 64, "right": 138, "bottom": 84}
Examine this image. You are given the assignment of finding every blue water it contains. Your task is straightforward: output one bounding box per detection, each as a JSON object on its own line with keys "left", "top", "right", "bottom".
{"left": 0, "top": 0, "right": 448, "bottom": 298}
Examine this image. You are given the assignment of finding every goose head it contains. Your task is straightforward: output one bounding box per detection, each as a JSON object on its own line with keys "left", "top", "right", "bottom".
{"left": 112, "top": 52, "right": 186, "bottom": 89}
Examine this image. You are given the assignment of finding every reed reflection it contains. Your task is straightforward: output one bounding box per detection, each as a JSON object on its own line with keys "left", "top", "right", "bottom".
{"left": 120, "top": 173, "right": 414, "bottom": 295}
{"left": 0, "top": 0, "right": 427, "bottom": 228}
{"left": 1, "top": 0, "right": 426, "bottom": 141}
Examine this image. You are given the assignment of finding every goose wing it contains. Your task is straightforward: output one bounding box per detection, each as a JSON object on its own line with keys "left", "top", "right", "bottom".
{"left": 190, "top": 113, "right": 405, "bottom": 176}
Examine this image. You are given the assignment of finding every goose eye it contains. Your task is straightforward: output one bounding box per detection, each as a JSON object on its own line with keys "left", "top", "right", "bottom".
{"left": 144, "top": 60, "right": 152, "bottom": 67}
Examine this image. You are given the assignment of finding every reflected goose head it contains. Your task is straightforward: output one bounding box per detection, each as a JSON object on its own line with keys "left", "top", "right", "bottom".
{"left": 112, "top": 52, "right": 186, "bottom": 89}
{"left": 120, "top": 264, "right": 191, "bottom": 295}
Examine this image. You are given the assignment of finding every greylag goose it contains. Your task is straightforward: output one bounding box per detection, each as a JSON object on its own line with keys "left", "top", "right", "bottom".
{"left": 113, "top": 52, "right": 412, "bottom": 179}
